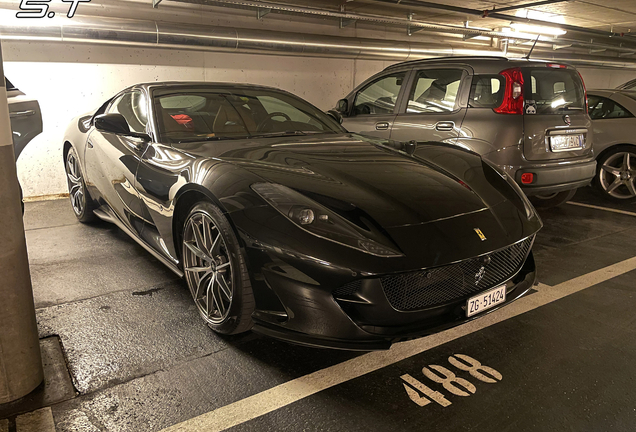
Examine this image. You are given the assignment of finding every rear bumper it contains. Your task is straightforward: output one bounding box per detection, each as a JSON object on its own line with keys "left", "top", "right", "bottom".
{"left": 516, "top": 158, "right": 596, "bottom": 196}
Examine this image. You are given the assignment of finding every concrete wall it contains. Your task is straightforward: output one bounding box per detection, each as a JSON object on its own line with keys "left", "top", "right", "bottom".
{"left": 4, "top": 41, "right": 391, "bottom": 198}
{"left": 3, "top": 8, "right": 635, "bottom": 200}
{"left": 578, "top": 67, "right": 635, "bottom": 90}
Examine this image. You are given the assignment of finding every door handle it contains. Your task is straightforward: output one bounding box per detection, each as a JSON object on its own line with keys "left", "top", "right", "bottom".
{"left": 375, "top": 122, "right": 390, "bottom": 131}
{"left": 9, "top": 110, "right": 35, "bottom": 118}
{"left": 435, "top": 121, "right": 455, "bottom": 132}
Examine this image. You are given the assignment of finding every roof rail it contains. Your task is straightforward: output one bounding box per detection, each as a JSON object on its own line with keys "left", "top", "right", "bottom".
{"left": 383, "top": 56, "right": 510, "bottom": 71}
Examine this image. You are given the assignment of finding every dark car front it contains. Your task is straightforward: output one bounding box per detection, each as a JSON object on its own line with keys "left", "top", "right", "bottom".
{"left": 224, "top": 138, "right": 541, "bottom": 349}
{"left": 151, "top": 83, "right": 542, "bottom": 350}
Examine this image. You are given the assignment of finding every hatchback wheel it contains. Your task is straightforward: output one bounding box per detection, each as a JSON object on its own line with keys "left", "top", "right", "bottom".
{"left": 182, "top": 202, "right": 254, "bottom": 334}
{"left": 65, "top": 147, "right": 96, "bottom": 222}
{"left": 596, "top": 147, "right": 636, "bottom": 201}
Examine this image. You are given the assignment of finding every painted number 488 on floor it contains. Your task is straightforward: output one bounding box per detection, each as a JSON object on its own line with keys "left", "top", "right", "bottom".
{"left": 401, "top": 354, "right": 502, "bottom": 408}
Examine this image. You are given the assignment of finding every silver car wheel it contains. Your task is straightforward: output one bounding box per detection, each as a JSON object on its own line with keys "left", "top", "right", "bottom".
{"left": 599, "top": 151, "right": 636, "bottom": 199}
{"left": 183, "top": 211, "right": 234, "bottom": 325}
{"left": 65, "top": 150, "right": 85, "bottom": 215}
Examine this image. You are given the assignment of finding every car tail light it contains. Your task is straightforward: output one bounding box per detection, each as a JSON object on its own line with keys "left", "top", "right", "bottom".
{"left": 578, "top": 71, "right": 588, "bottom": 114}
{"left": 521, "top": 173, "right": 534, "bottom": 184}
{"left": 494, "top": 67, "right": 524, "bottom": 115}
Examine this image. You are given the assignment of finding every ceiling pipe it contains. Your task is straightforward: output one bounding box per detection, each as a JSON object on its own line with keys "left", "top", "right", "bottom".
{"left": 1, "top": 12, "right": 636, "bottom": 68}
{"left": 163, "top": 0, "right": 636, "bottom": 56}
{"left": 166, "top": 0, "right": 556, "bottom": 43}
{"left": 0, "top": 14, "right": 504, "bottom": 60}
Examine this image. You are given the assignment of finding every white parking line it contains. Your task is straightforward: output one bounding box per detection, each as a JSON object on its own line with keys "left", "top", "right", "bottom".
{"left": 567, "top": 201, "right": 636, "bottom": 217}
{"left": 160, "top": 256, "right": 636, "bottom": 432}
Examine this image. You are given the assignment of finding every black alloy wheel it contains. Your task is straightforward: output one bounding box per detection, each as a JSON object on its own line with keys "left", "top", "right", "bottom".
{"left": 181, "top": 201, "right": 254, "bottom": 334}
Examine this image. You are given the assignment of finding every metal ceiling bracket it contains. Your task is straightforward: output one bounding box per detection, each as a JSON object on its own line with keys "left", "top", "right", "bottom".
{"left": 406, "top": 12, "right": 423, "bottom": 36}
{"left": 619, "top": 52, "right": 636, "bottom": 57}
{"left": 553, "top": 43, "right": 572, "bottom": 50}
{"left": 407, "top": 25, "right": 425, "bottom": 36}
{"left": 152, "top": 0, "right": 163, "bottom": 8}
{"left": 339, "top": 3, "right": 354, "bottom": 28}
{"left": 340, "top": 18, "right": 355, "bottom": 28}
{"left": 257, "top": 7, "right": 271, "bottom": 20}
{"left": 590, "top": 48, "right": 607, "bottom": 53}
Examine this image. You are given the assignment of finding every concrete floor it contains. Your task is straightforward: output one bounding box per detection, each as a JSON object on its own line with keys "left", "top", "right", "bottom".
{"left": 5, "top": 186, "right": 636, "bottom": 431}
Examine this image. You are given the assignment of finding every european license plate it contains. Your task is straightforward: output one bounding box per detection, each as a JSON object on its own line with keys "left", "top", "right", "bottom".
{"left": 550, "top": 134, "right": 584, "bottom": 152}
{"left": 466, "top": 285, "right": 506, "bottom": 317}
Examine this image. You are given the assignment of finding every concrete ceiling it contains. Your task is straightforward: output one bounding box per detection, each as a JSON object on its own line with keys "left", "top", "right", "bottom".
{"left": 227, "top": 0, "right": 636, "bottom": 34}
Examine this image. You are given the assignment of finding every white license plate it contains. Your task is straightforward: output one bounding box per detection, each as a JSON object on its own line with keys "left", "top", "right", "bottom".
{"left": 550, "top": 134, "right": 584, "bottom": 152}
{"left": 466, "top": 285, "right": 506, "bottom": 317}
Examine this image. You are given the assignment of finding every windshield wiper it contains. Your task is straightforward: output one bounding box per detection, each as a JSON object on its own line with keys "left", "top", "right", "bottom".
{"left": 249, "top": 130, "right": 327, "bottom": 138}
{"left": 176, "top": 135, "right": 244, "bottom": 143}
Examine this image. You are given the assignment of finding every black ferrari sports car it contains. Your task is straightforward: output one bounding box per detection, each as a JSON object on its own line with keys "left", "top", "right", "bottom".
{"left": 63, "top": 82, "right": 542, "bottom": 350}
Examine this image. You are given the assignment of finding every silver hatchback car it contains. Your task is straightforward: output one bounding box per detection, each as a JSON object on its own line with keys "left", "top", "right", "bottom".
{"left": 335, "top": 57, "right": 596, "bottom": 208}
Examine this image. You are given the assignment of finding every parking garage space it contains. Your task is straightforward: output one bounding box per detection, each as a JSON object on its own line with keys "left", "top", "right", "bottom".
{"left": 0, "top": 190, "right": 631, "bottom": 431}
{"left": 2, "top": 0, "right": 636, "bottom": 431}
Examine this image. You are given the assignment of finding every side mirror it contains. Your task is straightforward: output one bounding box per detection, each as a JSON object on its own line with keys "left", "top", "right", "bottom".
{"left": 335, "top": 98, "right": 349, "bottom": 115}
{"left": 327, "top": 109, "right": 343, "bottom": 124}
{"left": 95, "top": 113, "right": 130, "bottom": 135}
{"left": 94, "top": 113, "right": 151, "bottom": 141}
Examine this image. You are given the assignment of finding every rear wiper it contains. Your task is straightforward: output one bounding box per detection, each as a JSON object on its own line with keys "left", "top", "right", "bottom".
{"left": 554, "top": 102, "right": 584, "bottom": 111}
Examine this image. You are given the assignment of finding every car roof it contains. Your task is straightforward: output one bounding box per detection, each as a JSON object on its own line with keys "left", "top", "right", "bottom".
{"left": 126, "top": 81, "right": 285, "bottom": 93}
{"left": 588, "top": 89, "right": 636, "bottom": 98}
{"left": 383, "top": 56, "right": 575, "bottom": 73}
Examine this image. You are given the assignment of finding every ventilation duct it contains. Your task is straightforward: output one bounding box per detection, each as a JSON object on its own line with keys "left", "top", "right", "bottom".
{"left": 1, "top": 13, "right": 636, "bottom": 68}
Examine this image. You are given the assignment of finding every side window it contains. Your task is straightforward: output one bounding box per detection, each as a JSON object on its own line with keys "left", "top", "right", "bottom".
{"left": 469, "top": 75, "right": 505, "bottom": 108}
{"left": 352, "top": 73, "right": 405, "bottom": 116}
{"left": 108, "top": 91, "right": 148, "bottom": 133}
{"left": 589, "top": 96, "right": 634, "bottom": 120}
{"left": 407, "top": 69, "right": 464, "bottom": 113}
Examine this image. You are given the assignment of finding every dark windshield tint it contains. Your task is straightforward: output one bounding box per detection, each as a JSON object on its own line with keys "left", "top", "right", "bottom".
{"left": 524, "top": 69, "right": 585, "bottom": 114}
{"left": 154, "top": 88, "right": 343, "bottom": 143}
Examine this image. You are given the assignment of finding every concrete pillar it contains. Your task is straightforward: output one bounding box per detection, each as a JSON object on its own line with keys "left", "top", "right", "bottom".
{"left": 0, "top": 41, "right": 43, "bottom": 404}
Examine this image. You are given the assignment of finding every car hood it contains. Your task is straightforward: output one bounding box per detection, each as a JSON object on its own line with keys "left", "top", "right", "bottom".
{"left": 178, "top": 134, "right": 527, "bottom": 229}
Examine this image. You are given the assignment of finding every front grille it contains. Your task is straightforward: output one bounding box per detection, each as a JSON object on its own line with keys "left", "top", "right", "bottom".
{"left": 381, "top": 236, "right": 534, "bottom": 311}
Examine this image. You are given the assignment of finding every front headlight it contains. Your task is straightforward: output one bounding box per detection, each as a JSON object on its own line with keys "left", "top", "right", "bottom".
{"left": 251, "top": 183, "right": 402, "bottom": 257}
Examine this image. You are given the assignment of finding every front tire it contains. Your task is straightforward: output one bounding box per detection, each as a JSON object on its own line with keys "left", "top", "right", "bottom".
{"left": 181, "top": 201, "right": 254, "bottom": 335}
{"left": 530, "top": 189, "right": 577, "bottom": 208}
{"left": 65, "top": 147, "right": 96, "bottom": 223}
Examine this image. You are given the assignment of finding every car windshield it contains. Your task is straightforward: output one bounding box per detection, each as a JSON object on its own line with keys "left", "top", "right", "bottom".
{"left": 154, "top": 88, "right": 343, "bottom": 143}
{"left": 524, "top": 69, "right": 585, "bottom": 114}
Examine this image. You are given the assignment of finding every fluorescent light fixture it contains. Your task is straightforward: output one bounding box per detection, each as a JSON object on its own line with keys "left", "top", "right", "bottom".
{"left": 510, "top": 22, "right": 566, "bottom": 36}
{"left": 512, "top": 9, "right": 567, "bottom": 36}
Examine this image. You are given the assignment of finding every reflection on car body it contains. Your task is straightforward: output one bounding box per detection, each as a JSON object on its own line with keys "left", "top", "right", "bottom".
{"left": 63, "top": 82, "right": 542, "bottom": 350}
